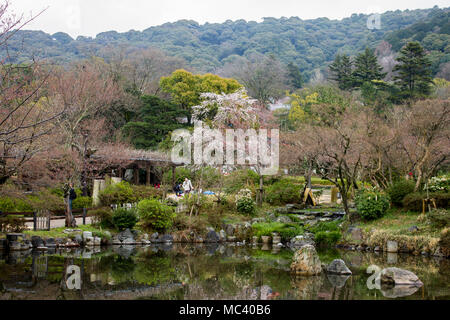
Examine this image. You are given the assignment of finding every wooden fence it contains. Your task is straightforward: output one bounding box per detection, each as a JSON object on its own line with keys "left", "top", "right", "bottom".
{"left": 0, "top": 208, "right": 93, "bottom": 231}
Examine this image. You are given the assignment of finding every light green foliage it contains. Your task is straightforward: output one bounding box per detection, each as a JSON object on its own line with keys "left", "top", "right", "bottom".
{"left": 137, "top": 199, "right": 176, "bottom": 232}
{"left": 252, "top": 222, "right": 304, "bottom": 242}
{"left": 99, "top": 182, "right": 162, "bottom": 206}
{"left": 265, "top": 178, "right": 303, "bottom": 205}
{"left": 315, "top": 231, "right": 342, "bottom": 246}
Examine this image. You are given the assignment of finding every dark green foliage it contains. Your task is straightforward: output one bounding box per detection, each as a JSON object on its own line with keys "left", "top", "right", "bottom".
{"left": 286, "top": 62, "right": 303, "bottom": 89}
{"left": 387, "top": 179, "right": 416, "bottom": 207}
{"left": 384, "top": 9, "right": 450, "bottom": 76}
{"left": 315, "top": 231, "right": 342, "bottom": 246}
{"left": 393, "top": 42, "right": 434, "bottom": 99}
{"left": 121, "top": 95, "right": 189, "bottom": 149}
{"left": 137, "top": 199, "right": 175, "bottom": 232}
{"left": 352, "top": 48, "right": 387, "bottom": 88}
{"left": 2, "top": 8, "right": 439, "bottom": 77}
{"left": 355, "top": 190, "right": 390, "bottom": 220}
{"left": 90, "top": 207, "right": 114, "bottom": 228}
{"left": 265, "top": 179, "right": 303, "bottom": 205}
{"left": 329, "top": 54, "right": 354, "bottom": 91}
{"left": 112, "top": 208, "right": 139, "bottom": 230}
{"left": 236, "top": 197, "right": 256, "bottom": 215}
{"left": 402, "top": 192, "right": 450, "bottom": 212}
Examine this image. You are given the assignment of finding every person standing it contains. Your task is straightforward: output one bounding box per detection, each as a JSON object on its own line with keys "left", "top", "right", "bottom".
{"left": 64, "top": 182, "right": 77, "bottom": 227}
{"left": 182, "top": 177, "right": 193, "bottom": 195}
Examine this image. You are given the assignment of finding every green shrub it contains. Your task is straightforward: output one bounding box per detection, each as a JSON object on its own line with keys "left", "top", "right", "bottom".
{"left": 90, "top": 207, "right": 114, "bottom": 228}
{"left": 402, "top": 192, "right": 450, "bottom": 212}
{"left": 310, "top": 220, "right": 341, "bottom": 233}
{"left": 387, "top": 179, "right": 415, "bottom": 207}
{"left": 427, "top": 209, "right": 450, "bottom": 229}
{"left": 132, "top": 185, "right": 163, "bottom": 201}
{"left": 112, "top": 208, "right": 138, "bottom": 230}
{"left": 0, "top": 197, "right": 33, "bottom": 212}
{"left": 99, "top": 182, "right": 135, "bottom": 206}
{"left": 252, "top": 222, "right": 304, "bottom": 242}
{"left": 236, "top": 197, "right": 256, "bottom": 215}
{"left": 224, "top": 169, "right": 259, "bottom": 194}
{"left": 355, "top": 190, "right": 390, "bottom": 220}
{"left": 265, "top": 179, "right": 303, "bottom": 205}
{"left": 315, "top": 231, "right": 342, "bottom": 246}
{"left": 137, "top": 199, "right": 175, "bottom": 232}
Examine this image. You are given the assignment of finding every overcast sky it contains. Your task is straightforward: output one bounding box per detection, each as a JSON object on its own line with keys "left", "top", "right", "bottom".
{"left": 10, "top": 0, "right": 449, "bottom": 38}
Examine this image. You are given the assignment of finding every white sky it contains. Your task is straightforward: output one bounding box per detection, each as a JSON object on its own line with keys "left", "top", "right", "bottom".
{"left": 10, "top": 0, "right": 450, "bottom": 38}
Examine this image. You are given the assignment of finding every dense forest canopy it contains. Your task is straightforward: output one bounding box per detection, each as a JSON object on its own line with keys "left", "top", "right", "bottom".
{"left": 2, "top": 6, "right": 449, "bottom": 80}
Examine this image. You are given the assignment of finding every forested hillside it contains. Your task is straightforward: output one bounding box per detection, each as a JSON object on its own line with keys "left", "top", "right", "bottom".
{"left": 3, "top": 6, "right": 448, "bottom": 80}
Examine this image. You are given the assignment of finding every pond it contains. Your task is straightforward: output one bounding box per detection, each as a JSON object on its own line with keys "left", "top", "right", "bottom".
{"left": 0, "top": 244, "right": 449, "bottom": 300}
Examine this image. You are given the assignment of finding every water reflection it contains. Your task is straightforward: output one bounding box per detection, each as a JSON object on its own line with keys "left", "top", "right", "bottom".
{"left": 0, "top": 244, "right": 448, "bottom": 300}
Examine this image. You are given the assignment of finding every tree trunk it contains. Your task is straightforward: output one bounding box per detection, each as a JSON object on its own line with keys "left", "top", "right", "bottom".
{"left": 65, "top": 196, "right": 77, "bottom": 228}
{"left": 257, "top": 174, "right": 264, "bottom": 207}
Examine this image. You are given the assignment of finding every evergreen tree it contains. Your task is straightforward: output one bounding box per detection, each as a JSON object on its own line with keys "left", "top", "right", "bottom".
{"left": 393, "top": 41, "right": 433, "bottom": 99}
{"left": 352, "top": 48, "right": 386, "bottom": 87}
{"left": 329, "top": 54, "right": 354, "bottom": 91}
{"left": 121, "top": 95, "right": 189, "bottom": 150}
{"left": 287, "top": 62, "right": 303, "bottom": 89}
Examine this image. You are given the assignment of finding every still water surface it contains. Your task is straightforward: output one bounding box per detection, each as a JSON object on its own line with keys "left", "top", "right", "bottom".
{"left": 0, "top": 244, "right": 449, "bottom": 300}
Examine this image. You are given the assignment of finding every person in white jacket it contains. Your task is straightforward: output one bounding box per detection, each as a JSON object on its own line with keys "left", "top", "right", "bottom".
{"left": 182, "top": 178, "right": 193, "bottom": 194}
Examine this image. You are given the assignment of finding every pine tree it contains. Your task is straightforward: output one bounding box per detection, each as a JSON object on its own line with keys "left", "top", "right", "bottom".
{"left": 352, "top": 48, "right": 386, "bottom": 87}
{"left": 393, "top": 42, "right": 433, "bottom": 100}
{"left": 329, "top": 54, "right": 354, "bottom": 91}
{"left": 287, "top": 62, "right": 303, "bottom": 89}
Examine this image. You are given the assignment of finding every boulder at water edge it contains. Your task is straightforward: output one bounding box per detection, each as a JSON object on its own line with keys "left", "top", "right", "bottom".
{"left": 380, "top": 267, "right": 423, "bottom": 287}
{"left": 290, "top": 245, "right": 322, "bottom": 276}
{"left": 326, "top": 259, "right": 352, "bottom": 275}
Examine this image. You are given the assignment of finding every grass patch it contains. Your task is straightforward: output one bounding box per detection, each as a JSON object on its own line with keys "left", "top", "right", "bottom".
{"left": 23, "top": 225, "right": 115, "bottom": 239}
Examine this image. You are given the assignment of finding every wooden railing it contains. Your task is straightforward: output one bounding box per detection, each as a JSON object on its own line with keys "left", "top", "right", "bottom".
{"left": 0, "top": 208, "right": 94, "bottom": 231}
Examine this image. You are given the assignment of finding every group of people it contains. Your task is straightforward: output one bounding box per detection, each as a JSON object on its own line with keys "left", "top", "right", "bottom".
{"left": 173, "top": 178, "right": 193, "bottom": 197}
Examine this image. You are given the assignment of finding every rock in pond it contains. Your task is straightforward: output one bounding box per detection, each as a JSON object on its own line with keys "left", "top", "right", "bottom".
{"left": 31, "top": 236, "right": 44, "bottom": 248}
{"left": 386, "top": 240, "right": 398, "bottom": 253}
{"left": 380, "top": 267, "right": 423, "bottom": 287}
{"left": 205, "top": 231, "right": 220, "bottom": 243}
{"left": 326, "top": 259, "right": 352, "bottom": 275}
{"left": 290, "top": 245, "right": 322, "bottom": 276}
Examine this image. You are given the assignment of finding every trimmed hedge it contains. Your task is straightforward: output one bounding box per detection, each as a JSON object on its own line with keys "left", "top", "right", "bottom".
{"left": 355, "top": 190, "right": 390, "bottom": 220}
{"left": 265, "top": 179, "right": 303, "bottom": 205}
{"left": 402, "top": 192, "right": 450, "bottom": 212}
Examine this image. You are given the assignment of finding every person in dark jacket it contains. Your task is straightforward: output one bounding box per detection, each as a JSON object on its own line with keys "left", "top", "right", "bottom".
{"left": 68, "top": 183, "right": 77, "bottom": 211}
